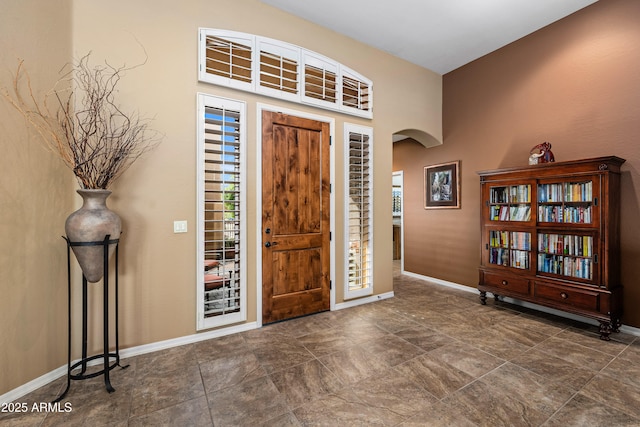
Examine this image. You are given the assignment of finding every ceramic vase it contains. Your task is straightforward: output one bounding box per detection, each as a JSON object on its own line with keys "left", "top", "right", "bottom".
{"left": 65, "top": 189, "right": 121, "bottom": 283}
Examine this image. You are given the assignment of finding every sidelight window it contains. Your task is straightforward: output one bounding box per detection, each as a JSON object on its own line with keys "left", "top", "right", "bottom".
{"left": 197, "top": 94, "right": 246, "bottom": 330}
{"left": 344, "top": 124, "right": 373, "bottom": 299}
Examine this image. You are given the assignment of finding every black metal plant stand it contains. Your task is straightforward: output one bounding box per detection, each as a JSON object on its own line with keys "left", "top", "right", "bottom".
{"left": 54, "top": 234, "right": 129, "bottom": 403}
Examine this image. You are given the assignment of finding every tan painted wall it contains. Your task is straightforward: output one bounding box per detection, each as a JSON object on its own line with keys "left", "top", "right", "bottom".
{"left": 394, "top": 0, "right": 640, "bottom": 327}
{"left": 0, "top": 0, "right": 74, "bottom": 396}
{"left": 0, "top": 0, "right": 442, "bottom": 395}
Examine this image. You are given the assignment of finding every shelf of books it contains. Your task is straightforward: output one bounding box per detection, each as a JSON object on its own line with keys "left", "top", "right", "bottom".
{"left": 488, "top": 230, "right": 531, "bottom": 270}
{"left": 489, "top": 184, "right": 532, "bottom": 222}
{"left": 537, "top": 233, "right": 594, "bottom": 281}
{"left": 538, "top": 180, "right": 595, "bottom": 224}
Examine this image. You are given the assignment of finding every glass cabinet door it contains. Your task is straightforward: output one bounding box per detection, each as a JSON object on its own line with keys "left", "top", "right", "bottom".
{"left": 488, "top": 184, "right": 532, "bottom": 222}
{"left": 537, "top": 178, "right": 599, "bottom": 225}
{"left": 537, "top": 232, "right": 598, "bottom": 282}
{"left": 488, "top": 230, "right": 531, "bottom": 270}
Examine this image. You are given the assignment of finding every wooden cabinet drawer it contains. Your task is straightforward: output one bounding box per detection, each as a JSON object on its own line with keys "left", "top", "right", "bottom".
{"left": 534, "top": 281, "right": 599, "bottom": 311}
{"left": 481, "top": 272, "right": 530, "bottom": 296}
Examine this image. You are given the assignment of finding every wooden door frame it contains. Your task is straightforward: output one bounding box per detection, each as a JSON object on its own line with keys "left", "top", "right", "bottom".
{"left": 255, "top": 103, "right": 336, "bottom": 328}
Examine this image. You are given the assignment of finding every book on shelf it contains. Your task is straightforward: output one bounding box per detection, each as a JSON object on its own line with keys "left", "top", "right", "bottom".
{"left": 563, "top": 206, "right": 592, "bottom": 223}
{"left": 510, "top": 231, "right": 531, "bottom": 250}
{"left": 538, "top": 184, "right": 563, "bottom": 203}
{"left": 564, "top": 181, "right": 592, "bottom": 202}
{"left": 537, "top": 254, "right": 592, "bottom": 280}
{"left": 490, "top": 248, "right": 509, "bottom": 266}
{"left": 539, "top": 182, "right": 593, "bottom": 203}
{"left": 490, "top": 230, "right": 509, "bottom": 248}
{"left": 510, "top": 205, "right": 530, "bottom": 221}
{"left": 490, "top": 187, "right": 508, "bottom": 203}
{"left": 491, "top": 185, "right": 531, "bottom": 204}
{"left": 538, "top": 233, "right": 592, "bottom": 257}
{"left": 538, "top": 205, "right": 592, "bottom": 224}
{"left": 500, "top": 206, "right": 509, "bottom": 221}
{"left": 510, "top": 250, "right": 529, "bottom": 269}
{"left": 511, "top": 185, "right": 531, "bottom": 203}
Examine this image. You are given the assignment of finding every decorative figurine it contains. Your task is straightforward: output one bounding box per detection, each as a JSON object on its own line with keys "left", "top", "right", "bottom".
{"left": 529, "top": 142, "right": 555, "bottom": 165}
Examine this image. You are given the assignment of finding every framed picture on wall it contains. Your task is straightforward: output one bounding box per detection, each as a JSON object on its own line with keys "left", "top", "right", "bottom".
{"left": 424, "top": 161, "right": 460, "bottom": 209}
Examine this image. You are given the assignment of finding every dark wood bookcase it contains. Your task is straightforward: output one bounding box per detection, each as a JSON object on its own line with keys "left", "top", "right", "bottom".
{"left": 477, "top": 156, "right": 625, "bottom": 340}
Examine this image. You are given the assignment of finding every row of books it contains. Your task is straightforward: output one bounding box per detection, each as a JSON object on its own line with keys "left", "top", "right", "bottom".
{"left": 538, "top": 182, "right": 593, "bottom": 203}
{"left": 490, "top": 185, "right": 531, "bottom": 204}
{"left": 491, "top": 248, "right": 593, "bottom": 279}
{"left": 489, "top": 231, "right": 510, "bottom": 248}
{"left": 489, "top": 248, "right": 530, "bottom": 269}
{"left": 489, "top": 231, "right": 531, "bottom": 250}
{"left": 538, "top": 234, "right": 592, "bottom": 257}
{"left": 538, "top": 205, "right": 592, "bottom": 224}
{"left": 537, "top": 254, "right": 593, "bottom": 280}
{"left": 490, "top": 205, "right": 531, "bottom": 221}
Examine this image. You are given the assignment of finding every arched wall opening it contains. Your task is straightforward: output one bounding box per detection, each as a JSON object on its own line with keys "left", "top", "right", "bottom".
{"left": 393, "top": 129, "right": 442, "bottom": 148}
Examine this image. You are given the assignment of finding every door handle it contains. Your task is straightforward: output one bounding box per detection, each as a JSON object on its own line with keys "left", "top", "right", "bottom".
{"left": 264, "top": 241, "right": 278, "bottom": 248}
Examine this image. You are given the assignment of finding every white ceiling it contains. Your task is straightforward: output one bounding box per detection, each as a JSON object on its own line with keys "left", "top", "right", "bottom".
{"left": 260, "top": 0, "right": 598, "bottom": 74}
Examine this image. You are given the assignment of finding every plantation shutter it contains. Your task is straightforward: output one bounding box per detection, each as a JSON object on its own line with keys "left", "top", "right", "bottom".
{"left": 342, "top": 68, "right": 372, "bottom": 115}
{"left": 199, "top": 29, "right": 373, "bottom": 118}
{"left": 198, "top": 95, "right": 246, "bottom": 329}
{"left": 302, "top": 52, "right": 338, "bottom": 108}
{"left": 345, "top": 125, "right": 373, "bottom": 299}
{"left": 257, "top": 39, "right": 299, "bottom": 100}
{"left": 200, "top": 30, "right": 253, "bottom": 91}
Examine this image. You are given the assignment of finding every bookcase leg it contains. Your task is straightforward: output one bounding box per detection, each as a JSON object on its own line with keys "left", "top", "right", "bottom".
{"left": 599, "top": 321, "right": 612, "bottom": 341}
{"left": 612, "top": 318, "right": 621, "bottom": 333}
{"left": 479, "top": 291, "right": 487, "bottom": 305}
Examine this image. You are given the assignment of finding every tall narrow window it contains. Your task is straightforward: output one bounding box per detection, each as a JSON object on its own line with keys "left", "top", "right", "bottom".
{"left": 344, "top": 124, "right": 373, "bottom": 299}
{"left": 197, "top": 94, "right": 246, "bottom": 330}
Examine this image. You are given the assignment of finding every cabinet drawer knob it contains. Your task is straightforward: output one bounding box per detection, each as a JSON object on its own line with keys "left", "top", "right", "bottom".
{"left": 502, "top": 280, "right": 508, "bottom": 286}
{"left": 560, "top": 292, "right": 568, "bottom": 299}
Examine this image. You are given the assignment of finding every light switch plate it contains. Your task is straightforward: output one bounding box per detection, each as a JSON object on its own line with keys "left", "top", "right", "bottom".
{"left": 173, "top": 220, "right": 188, "bottom": 233}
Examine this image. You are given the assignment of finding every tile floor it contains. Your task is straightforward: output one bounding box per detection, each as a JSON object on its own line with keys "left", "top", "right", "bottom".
{"left": 3, "top": 266, "right": 640, "bottom": 426}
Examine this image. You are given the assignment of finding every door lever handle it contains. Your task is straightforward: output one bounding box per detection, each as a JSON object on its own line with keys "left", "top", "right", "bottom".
{"left": 264, "top": 241, "right": 278, "bottom": 248}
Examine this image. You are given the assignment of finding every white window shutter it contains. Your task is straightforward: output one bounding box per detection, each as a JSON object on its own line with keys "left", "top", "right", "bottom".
{"left": 256, "top": 38, "right": 300, "bottom": 102}
{"left": 302, "top": 51, "right": 338, "bottom": 109}
{"left": 197, "top": 94, "right": 247, "bottom": 330}
{"left": 199, "top": 29, "right": 254, "bottom": 91}
{"left": 344, "top": 124, "right": 374, "bottom": 299}
{"left": 199, "top": 29, "right": 373, "bottom": 119}
{"left": 341, "top": 67, "right": 372, "bottom": 118}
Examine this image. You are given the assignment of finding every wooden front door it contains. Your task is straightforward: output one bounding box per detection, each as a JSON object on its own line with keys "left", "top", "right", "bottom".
{"left": 261, "top": 111, "right": 331, "bottom": 324}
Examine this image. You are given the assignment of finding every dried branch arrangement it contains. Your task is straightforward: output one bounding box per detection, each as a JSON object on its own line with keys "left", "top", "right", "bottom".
{"left": 1, "top": 53, "right": 161, "bottom": 189}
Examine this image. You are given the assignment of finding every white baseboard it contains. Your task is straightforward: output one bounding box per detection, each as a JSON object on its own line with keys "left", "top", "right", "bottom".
{"left": 117, "top": 321, "right": 258, "bottom": 360}
{"left": 402, "top": 271, "right": 477, "bottom": 294}
{"left": 335, "top": 291, "right": 394, "bottom": 310}
{"left": 0, "top": 365, "right": 69, "bottom": 406}
{"left": 0, "top": 321, "right": 258, "bottom": 405}
{"left": 402, "top": 270, "right": 640, "bottom": 338}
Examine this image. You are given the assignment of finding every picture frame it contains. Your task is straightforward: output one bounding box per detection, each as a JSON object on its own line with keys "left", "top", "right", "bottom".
{"left": 424, "top": 161, "right": 460, "bottom": 209}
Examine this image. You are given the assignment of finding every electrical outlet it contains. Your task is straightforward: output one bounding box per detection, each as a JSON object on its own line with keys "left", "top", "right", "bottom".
{"left": 173, "top": 220, "right": 188, "bottom": 233}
